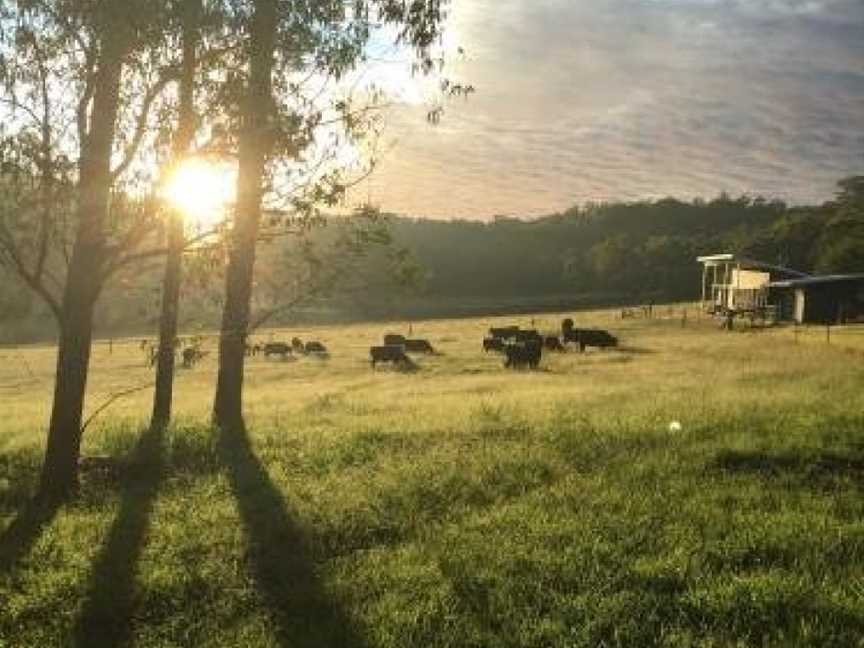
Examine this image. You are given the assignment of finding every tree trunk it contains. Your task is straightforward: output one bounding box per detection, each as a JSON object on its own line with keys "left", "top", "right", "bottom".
{"left": 37, "top": 18, "right": 128, "bottom": 502}
{"left": 150, "top": 212, "right": 184, "bottom": 430}
{"left": 212, "top": 0, "right": 277, "bottom": 429}
{"left": 151, "top": 0, "right": 201, "bottom": 431}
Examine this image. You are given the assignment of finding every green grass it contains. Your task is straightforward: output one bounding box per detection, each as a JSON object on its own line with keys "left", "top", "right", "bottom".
{"left": 2, "top": 308, "right": 864, "bottom": 647}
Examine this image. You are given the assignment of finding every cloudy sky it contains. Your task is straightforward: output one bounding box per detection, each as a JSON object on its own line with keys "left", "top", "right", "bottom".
{"left": 350, "top": 0, "right": 864, "bottom": 219}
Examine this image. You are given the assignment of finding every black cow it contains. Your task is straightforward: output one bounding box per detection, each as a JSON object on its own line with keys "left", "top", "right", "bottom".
{"left": 513, "top": 329, "right": 542, "bottom": 343}
{"left": 489, "top": 325, "right": 519, "bottom": 340}
{"left": 384, "top": 333, "right": 406, "bottom": 346}
{"left": 305, "top": 340, "right": 328, "bottom": 354}
{"left": 504, "top": 339, "right": 542, "bottom": 369}
{"left": 483, "top": 337, "right": 505, "bottom": 353}
{"left": 245, "top": 342, "right": 262, "bottom": 357}
{"left": 370, "top": 344, "right": 409, "bottom": 367}
{"left": 182, "top": 346, "right": 208, "bottom": 368}
{"left": 544, "top": 335, "right": 565, "bottom": 351}
{"left": 563, "top": 328, "right": 618, "bottom": 352}
{"left": 291, "top": 337, "right": 304, "bottom": 353}
{"left": 264, "top": 342, "right": 292, "bottom": 359}
{"left": 404, "top": 338, "right": 435, "bottom": 354}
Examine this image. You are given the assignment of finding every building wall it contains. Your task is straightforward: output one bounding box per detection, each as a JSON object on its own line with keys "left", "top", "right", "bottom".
{"left": 731, "top": 269, "right": 770, "bottom": 290}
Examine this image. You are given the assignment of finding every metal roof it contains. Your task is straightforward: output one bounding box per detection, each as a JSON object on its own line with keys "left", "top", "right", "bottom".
{"left": 696, "top": 253, "right": 810, "bottom": 278}
{"left": 769, "top": 274, "right": 864, "bottom": 289}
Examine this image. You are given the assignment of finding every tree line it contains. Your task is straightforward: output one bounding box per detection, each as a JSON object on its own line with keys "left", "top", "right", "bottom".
{"left": 3, "top": 176, "right": 863, "bottom": 339}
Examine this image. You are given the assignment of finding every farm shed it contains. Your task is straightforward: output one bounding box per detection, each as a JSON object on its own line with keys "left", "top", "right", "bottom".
{"left": 696, "top": 253, "right": 806, "bottom": 318}
{"left": 769, "top": 275, "right": 864, "bottom": 324}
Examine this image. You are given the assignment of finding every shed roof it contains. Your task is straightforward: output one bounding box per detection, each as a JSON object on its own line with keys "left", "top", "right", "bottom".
{"left": 769, "top": 274, "right": 864, "bottom": 289}
{"left": 696, "top": 253, "right": 809, "bottom": 278}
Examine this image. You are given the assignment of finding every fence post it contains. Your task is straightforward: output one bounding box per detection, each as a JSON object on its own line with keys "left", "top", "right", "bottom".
{"left": 826, "top": 324, "right": 831, "bottom": 345}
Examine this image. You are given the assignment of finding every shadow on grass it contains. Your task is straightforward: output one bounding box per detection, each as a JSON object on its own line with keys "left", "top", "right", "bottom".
{"left": 0, "top": 447, "right": 59, "bottom": 574}
{"left": 710, "top": 449, "right": 864, "bottom": 486}
{"left": 0, "top": 498, "right": 61, "bottom": 574}
{"left": 72, "top": 424, "right": 166, "bottom": 648}
{"left": 217, "top": 422, "right": 366, "bottom": 648}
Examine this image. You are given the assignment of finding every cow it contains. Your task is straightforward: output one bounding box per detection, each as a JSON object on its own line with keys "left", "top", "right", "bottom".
{"left": 305, "top": 340, "right": 328, "bottom": 355}
{"left": 370, "top": 344, "right": 409, "bottom": 368}
{"left": 513, "top": 328, "right": 542, "bottom": 343}
{"left": 489, "top": 325, "right": 519, "bottom": 340}
{"left": 384, "top": 333, "right": 406, "bottom": 346}
{"left": 404, "top": 338, "right": 435, "bottom": 354}
{"left": 483, "top": 337, "right": 505, "bottom": 353}
{"left": 263, "top": 342, "right": 292, "bottom": 359}
{"left": 182, "top": 346, "right": 208, "bottom": 368}
{"left": 503, "top": 339, "right": 542, "bottom": 369}
{"left": 562, "top": 327, "right": 618, "bottom": 352}
{"left": 245, "top": 342, "right": 262, "bottom": 357}
{"left": 544, "top": 335, "right": 565, "bottom": 351}
{"left": 291, "top": 337, "right": 304, "bottom": 353}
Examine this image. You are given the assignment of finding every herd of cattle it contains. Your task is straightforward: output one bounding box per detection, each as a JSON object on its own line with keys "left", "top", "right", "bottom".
{"left": 342, "top": 318, "right": 618, "bottom": 370}
{"left": 140, "top": 318, "right": 618, "bottom": 372}
{"left": 480, "top": 318, "right": 618, "bottom": 369}
{"left": 245, "top": 337, "right": 329, "bottom": 359}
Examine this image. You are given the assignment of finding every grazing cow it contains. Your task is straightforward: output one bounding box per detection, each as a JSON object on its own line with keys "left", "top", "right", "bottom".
{"left": 489, "top": 325, "right": 519, "bottom": 340}
{"left": 483, "top": 337, "right": 505, "bottom": 353}
{"left": 562, "top": 327, "right": 618, "bottom": 352}
{"left": 404, "top": 338, "right": 434, "bottom": 354}
{"left": 513, "top": 328, "right": 542, "bottom": 343}
{"left": 305, "top": 340, "right": 328, "bottom": 354}
{"left": 182, "top": 346, "right": 208, "bottom": 368}
{"left": 291, "top": 337, "right": 304, "bottom": 353}
{"left": 370, "top": 344, "right": 409, "bottom": 368}
{"left": 544, "top": 335, "right": 565, "bottom": 351}
{"left": 264, "top": 342, "right": 292, "bottom": 359}
{"left": 504, "top": 339, "right": 542, "bottom": 369}
{"left": 384, "top": 333, "right": 406, "bottom": 346}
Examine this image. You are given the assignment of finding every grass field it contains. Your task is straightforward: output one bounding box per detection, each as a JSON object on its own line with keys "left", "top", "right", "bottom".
{"left": 1, "top": 307, "right": 864, "bottom": 647}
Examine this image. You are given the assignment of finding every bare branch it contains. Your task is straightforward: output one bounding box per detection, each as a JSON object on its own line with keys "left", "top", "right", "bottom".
{"left": 111, "top": 71, "right": 179, "bottom": 181}
{"left": 80, "top": 382, "right": 155, "bottom": 435}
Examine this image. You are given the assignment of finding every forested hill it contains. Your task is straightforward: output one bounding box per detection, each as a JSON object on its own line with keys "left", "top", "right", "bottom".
{"left": 1, "top": 178, "right": 862, "bottom": 343}
{"left": 390, "top": 178, "right": 863, "bottom": 310}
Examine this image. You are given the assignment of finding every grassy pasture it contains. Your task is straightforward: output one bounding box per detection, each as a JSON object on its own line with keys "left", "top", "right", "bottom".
{"left": 1, "top": 308, "right": 864, "bottom": 647}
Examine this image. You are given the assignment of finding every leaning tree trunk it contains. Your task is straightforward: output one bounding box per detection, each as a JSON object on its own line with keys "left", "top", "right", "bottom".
{"left": 38, "top": 25, "right": 128, "bottom": 502}
{"left": 151, "top": 0, "right": 201, "bottom": 431}
{"left": 212, "top": 0, "right": 277, "bottom": 430}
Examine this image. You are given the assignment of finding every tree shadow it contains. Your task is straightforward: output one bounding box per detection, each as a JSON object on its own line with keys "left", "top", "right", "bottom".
{"left": 0, "top": 447, "right": 60, "bottom": 574}
{"left": 0, "top": 498, "right": 61, "bottom": 574}
{"left": 217, "top": 422, "right": 366, "bottom": 647}
{"left": 710, "top": 449, "right": 864, "bottom": 487}
{"left": 72, "top": 424, "right": 166, "bottom": 647}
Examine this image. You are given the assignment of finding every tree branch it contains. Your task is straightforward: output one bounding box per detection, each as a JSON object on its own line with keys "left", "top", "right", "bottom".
{"left": 80, "top": 382, "right": 155, "bottom": 435}
{"left": 110, "top": 71, "right": 179, "bottom": 181}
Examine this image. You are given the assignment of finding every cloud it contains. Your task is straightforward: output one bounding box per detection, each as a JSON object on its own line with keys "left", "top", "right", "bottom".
{"left": 349, "top": 0, "right": 864, "bottom": 218}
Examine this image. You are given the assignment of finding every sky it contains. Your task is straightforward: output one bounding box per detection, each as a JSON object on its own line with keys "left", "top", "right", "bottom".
{"left": 348, "top": 0, "right": 864, "bottom": 219}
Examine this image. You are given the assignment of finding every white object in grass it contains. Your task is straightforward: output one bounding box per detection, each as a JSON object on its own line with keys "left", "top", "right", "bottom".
{"left": 668, "top": 420, "right": 682, "bottom": 432}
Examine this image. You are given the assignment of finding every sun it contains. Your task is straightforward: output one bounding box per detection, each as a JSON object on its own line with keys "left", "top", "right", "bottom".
{"left": 162, "top": 158, "right": 235, "bottom": 230}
